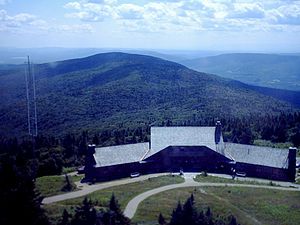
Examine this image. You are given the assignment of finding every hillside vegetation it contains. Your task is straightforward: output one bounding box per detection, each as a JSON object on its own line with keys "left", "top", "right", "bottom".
{"left": 182, "top": 53, "right": 300, "bottom": 91}
{"left": 0, "top": 52, "right": 298, "bottom": 138}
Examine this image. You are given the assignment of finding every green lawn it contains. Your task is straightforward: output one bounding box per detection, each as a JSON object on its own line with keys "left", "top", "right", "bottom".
{"left": 133, "top": 187, "right": 300, "bottom": 225}
{"left": 194, "top": 174, "right": 279, "bottom": 186}
{"left": 62, "top": 167, "right": 78, "bottom": 174}
{"left": 43, "top": 175, "right": 184, "bottom": 224}
{"left": 36, "top": 174, "right": 83, "bottom": 197}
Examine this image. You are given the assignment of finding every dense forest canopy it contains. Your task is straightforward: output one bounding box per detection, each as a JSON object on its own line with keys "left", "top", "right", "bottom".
{"left": 0, "top": 53, "right": 300, "bottom": 225}
{"left": 0, "top": 53, "right": 299, "bottom": 139}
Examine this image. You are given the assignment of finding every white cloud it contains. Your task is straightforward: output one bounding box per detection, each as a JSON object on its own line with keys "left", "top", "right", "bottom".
{"left": 269, "top": 4, "right": 300, "bottom": 25}
{"left": 0, "top": 10, "right": 37, "bottom": 29}
{"left": 0, "top": 9, "right": 95, "bottom": 34}
{"left": 65, "top": 2, "right": 116, "bottom": 22}
{"left": 64, "top": 2, "right": 82, "bottom": 10}
{"left": 62, "top": 0, "right": 300, "bottom": 33}
{"left": 229, "top": 2, "right": 265, "bottom": 19}
{"left": 117, "top": 4, "right": 143, "bottom": 20}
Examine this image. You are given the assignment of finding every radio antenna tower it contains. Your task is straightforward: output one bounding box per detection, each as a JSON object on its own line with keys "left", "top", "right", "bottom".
{"left": 24, "top": 56, "right": 38, "bottom": 137}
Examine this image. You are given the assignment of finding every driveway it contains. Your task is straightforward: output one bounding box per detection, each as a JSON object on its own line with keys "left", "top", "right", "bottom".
{"left": 123, "top": 174, "right": 300, "bottom": 219}
{"left": 43, "top": 172, "right": 300, "bottom": 206}
{"left": 42, "top": 173, "right": 168, "bottom": 204}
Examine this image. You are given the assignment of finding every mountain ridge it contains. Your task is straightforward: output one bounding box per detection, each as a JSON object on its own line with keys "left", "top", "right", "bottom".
{"left": 0, "top": 52, "right": 298, "bottom": 138}
{"left": 181, "top": 53, "right": 300, "bottom": 91}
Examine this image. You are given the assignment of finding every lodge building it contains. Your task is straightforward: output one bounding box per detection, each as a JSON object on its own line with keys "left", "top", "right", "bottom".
{"left": 84, "top": 122, "right": 297, "bottom": 182}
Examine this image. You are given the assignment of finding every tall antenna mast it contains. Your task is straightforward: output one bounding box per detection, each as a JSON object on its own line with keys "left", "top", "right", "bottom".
{"left": 24, "top": 56, "right": 38, "bottom": 137}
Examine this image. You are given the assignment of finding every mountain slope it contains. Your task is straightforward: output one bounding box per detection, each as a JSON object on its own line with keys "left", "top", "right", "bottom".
{"left": 181, "top": 53, "right": 300, "bottom": 91}
{"left": 0, "top": 52, "right": 298, "bottom": 138}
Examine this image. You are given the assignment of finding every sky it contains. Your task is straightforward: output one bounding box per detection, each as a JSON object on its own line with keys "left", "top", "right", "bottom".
{"left": 0, "top": 0, "right": 300, "bottom": 52}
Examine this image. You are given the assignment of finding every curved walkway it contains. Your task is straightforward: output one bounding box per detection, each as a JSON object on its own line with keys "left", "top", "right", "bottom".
{"left": 43, "top": 172, "right": 300, "bottom": 206}
{"left": 42, "top": 173, "right": 168, "bottom": 204}
{"left": 123, "top": 175, "right": 300, "bottom": 219}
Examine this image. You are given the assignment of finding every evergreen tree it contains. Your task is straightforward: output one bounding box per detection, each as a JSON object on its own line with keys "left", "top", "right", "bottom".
{"left": 228, "top": 215, "right": 238, "bottom": 225}
{"left": 170, "top": 201, "right": 183, "bottom": 225}
{"left": 158, "top": 213, "right": 166, "bottom": 225}
{"left": 182, "top": 195, "right": 196, "bottom": 225}
{"left": 109, "top": 193, "right": 120, "bottom": 212}
{"left": 107, "top": 194, "right": 131, "bottom": 225}
{"left": 71, "top": 197, "right": 96, "bottom": 225}
{"left": 61, "top": 174, "right": 74, "bottom": 192}
{"left": 0, "top": 154, "right": 49, "bottom": 225}
{"left": 59, "top": 209, "right": 71, "bottom": 225}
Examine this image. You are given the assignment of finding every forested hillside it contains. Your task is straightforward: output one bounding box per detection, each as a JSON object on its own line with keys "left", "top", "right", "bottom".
{"left": 0, "top": 52, "right": 298, "bottom": 138}
{"left": 181, "top": 53, "right": 300, "bottom": 91}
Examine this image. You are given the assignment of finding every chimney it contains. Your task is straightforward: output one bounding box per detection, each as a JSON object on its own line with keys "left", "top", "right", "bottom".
{"left": 287, "top": 147, "right": 297, "bottom": 182}
{"left": 214, "top": 121, "right": 222, "bottom": 144}
{"left": 215, "top": 121, "right": 225, "bottom": 155}
{"left": 84, "top": 144, "right": 96, "bottom": 181}
{"left": 87, "top": 144, "right": 96, "bottom": 155}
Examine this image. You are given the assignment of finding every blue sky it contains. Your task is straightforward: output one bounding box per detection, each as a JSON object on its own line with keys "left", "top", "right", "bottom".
{"left": 1, "top": 0, "right": 300, "bottom": 52}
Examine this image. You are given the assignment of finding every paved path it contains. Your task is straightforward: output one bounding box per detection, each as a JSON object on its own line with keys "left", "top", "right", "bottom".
{"left": 42, "top": 173, "right": 168, "bottom": 204}
{"left": 208, "top": 173, "right": 300, "bottom": 188}
{"left": 43, "top": 172, "right": 300, "bottom": 206}
{"left": 123, "top": 174, "right": 300, "bottom": 219}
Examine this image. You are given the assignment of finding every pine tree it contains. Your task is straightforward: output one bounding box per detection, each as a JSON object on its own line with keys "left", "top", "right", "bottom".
{"left": 228, "top": 215, "right": 238, "bottom": 225}
{"left": 109, "top": 193, "right": 120, "bottom": 212}
{"left": 59, "top": 209, "right": 71, "bottom": 225}
{"left": 71, "top": 197, "right": 96, "bottom": 225}
{"left": 108, "top": 194, "right": 131, "bottom": 225}
{"left": 61, "top": 174, "right": 74, "bottom": 192}
{"left": 170, "top": 201, "right": 183, "bottom": 225}
{"left": 158, "top": 213, "right": 166, "bottom": 225}
{"left": 182, "top": 195, "right": 196, "bottom": 225}
{"left": 0, "top": 154, "right": 49, "bottom": 225}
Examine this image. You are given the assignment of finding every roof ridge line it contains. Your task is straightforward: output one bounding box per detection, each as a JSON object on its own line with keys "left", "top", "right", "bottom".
{"left": 140, "top": 147, "right": 151, "bottom": 161}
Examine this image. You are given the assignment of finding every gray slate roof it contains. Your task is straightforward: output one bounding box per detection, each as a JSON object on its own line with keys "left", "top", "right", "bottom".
{"left": 147, "top": 126, "right": 217, "bottom": 158}
{"left": 93, "top": 142, "right": 149, "bottom": 167}
{"left": 225, "top": 143, "right": 289, "bottom": 169}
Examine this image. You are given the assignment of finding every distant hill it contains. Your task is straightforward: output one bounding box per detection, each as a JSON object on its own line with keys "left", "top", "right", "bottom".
{"left": 0, "top": 47, "right": 186, "bottom": 64}
{"left": 181, "top": 53, "right": 300, "bottom": 91}
{"left": 0, "top": 52, "right": 298, "bottom": 138}
{"left": 0, "top": 47, "right": 233, "bottom": 65}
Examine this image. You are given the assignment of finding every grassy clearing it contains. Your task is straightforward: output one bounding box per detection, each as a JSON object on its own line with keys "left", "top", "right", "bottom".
{"left": 194, "top": 174, "right": 280, "bottom": 186}
{"left": 43, "top": 175, "right": 184, "bottom": 224}
{"left": 36, "top": 174, "right": 84, "bottom": 197}
{"left": 62, "top": 167, "right": 78, "bottom": 174}
{"left": 133, "top": 187, "right": 300, "bottom": 225}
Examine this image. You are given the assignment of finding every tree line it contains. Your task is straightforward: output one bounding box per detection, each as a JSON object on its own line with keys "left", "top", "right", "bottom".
{"left": 1, "top": 112, "right": 299, "bottom": 179}
{"left": 0, "top": 112, "right": 299, "bottom": 224}
{"left": 56, "top": 194, "right": 239, "bottom": 225}
{"left": 158, "top": 194, "right": 239, "bottom": 225}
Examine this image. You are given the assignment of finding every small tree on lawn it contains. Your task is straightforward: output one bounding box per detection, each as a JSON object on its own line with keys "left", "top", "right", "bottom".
{"left": 158, "top": 212, "right": 166, "bottom": 225}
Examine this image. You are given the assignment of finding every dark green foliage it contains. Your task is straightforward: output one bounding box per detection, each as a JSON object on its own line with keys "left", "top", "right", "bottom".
{"left": 59, "top": 209, "right": 71, "bottom": 225}
{"left": 0, "top": 149, "right": 49, "bottom": 225}
{"left": 62, "top": 195, "right": 131, "bottom": 225}
{"left": 158, "top": 213, "right": 166, "bottom": 225}
{"left": 61, "top": 174, "right": 75, "bottom": 192}
{"left": 228, "top": 215, "right": 238, "bottom": 225}
{"left": 182, "top": 53, "right": 300, "bottom": 92}
{"left": 182, "top": 194, "right": 197, "bottom": 225}
{"left": 70, "top": 197, "right": 97, "bottom": 225}
{"left": 0, "top": 52, "right": 298, "bottom": 139}
{"left": 220, "top": 112, "right": 300, "bottom": 147}
{"left": 168, "top": 195, "right": 239, "bottom": 225}
{"left": 109, "top": 193, "right": 120, "bottom": 212}
{"left": 107, "top": 193, "right": 131, "bottom": 225}
{"left": 170, "top": 201, "right": 183, "bottom": 225}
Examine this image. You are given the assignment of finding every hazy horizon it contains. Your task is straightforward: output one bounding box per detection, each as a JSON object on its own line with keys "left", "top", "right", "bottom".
{"left": 1, "top": 0, "right": 300, "bottom": 52}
